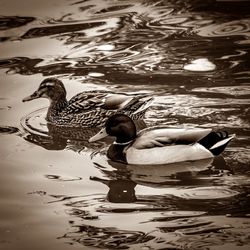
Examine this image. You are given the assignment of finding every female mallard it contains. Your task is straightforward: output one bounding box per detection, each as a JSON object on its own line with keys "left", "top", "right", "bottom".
{"left": 89, "top": 114, "right": 235, "bottom": 165}
{"left": 22, "top": 78, "right": 153, "bottom": 127}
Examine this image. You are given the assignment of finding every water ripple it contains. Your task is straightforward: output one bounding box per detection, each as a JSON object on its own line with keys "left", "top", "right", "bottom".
{"left": 45, "top": 174, "right": 82, "bottom": 181}
{"left": 173, "top": 186, "right": 239, "bottom": 200}
{"left": 61, "top": 224, "right": 155, "bottom": 249}
{"left": 0, "top": 16, "right": 35, "bottom": 30}
{"left": 192, "top": 85, "right": 250, "bottom": 97}
{"left": 22, "top": 21, "right": 106, "bottom": 39}
{"left": 20, "top": 108, "right": 102, "bottom": 151}
{"left": 1, "top": 1, "right": 250, "bottom": 249}
{"left": 196, "top": 19, "right": 250, "bottom": 38}
{"left": 0, "top": 125, "right": 19, "bottom": 134}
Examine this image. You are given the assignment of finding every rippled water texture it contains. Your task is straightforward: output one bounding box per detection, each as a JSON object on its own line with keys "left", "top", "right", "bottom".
{"left": 0, "top": 0, "right": 250, "bottom": 250}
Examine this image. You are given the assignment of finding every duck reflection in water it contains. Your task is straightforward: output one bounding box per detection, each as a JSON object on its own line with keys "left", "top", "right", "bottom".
{"left": 90, "top": 157, "right": 230, "bottom": 203}
{"left": 91, "top": 176, "right": 137, "bottom": 203}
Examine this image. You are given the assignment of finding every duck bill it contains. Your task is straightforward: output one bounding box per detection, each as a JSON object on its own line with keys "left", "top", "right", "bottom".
{"left": 22, "top": 91, "right": 40, "bottom": 102}
{"left": 89, "top": 128, "right": 108, "bottom": 142}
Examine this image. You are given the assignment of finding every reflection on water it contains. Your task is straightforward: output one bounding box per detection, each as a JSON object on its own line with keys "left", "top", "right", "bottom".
{"left": 49, "top": 155, "right": 249, "bottom": 249}
{"left": 0, "top": 0, "right": 250, "bottom": 249}
{"left": 0, "top": 125, "right": 19, "bottom": 134}
{"left": 196, "top": 19, "right": 250, "bottom": 38}
{"left": 61, "top": 223, "right": 155, "bottom": 249}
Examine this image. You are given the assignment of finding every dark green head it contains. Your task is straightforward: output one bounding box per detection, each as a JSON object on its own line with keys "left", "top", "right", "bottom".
{"left": 89, "top": 114, "right": 137, "bottom": 143}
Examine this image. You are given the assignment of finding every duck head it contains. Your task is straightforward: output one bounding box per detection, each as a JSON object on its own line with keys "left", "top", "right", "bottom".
{"left": 89, "top": 114, "right": 137, "bottom": 144}
{"left": 22, "top": 78, "right": 67, "bottom": 103}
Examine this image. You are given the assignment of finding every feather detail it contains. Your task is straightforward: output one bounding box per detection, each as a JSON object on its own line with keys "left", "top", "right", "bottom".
{"left": 89, "top": 114, "right": 234, "bottom": 164}
{"left": 126, "top": 143, "right": 214, "bottom": 165}
{"left": 65, "top": 91, "right": 107, "bottom": 114}
{"left": 23, "top": 79, "right": 153, "bottom": 127}
{"left": 133, "top": 127, "right": 212, "bottom": 149}
{"left": 103, "top": 94, "right": 135, "bottom": 110}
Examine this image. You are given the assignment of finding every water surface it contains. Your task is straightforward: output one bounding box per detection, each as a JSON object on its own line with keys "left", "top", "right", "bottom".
{"left": 0, "top": 0, "right": 250, "bottom": 249}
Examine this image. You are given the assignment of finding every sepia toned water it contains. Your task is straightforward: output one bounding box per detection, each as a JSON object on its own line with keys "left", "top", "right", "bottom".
{"left": 0, "top": 0, "right": 250, "bottom": 249}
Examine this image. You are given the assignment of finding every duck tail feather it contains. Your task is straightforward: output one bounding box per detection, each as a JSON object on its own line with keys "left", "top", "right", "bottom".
{"left": 209, "top": 134, "right": 235, "bottom": 156}
{"left": 132, "top": 97, "right": 154, "bottom": 115}
{"left": 119, "top": 97, "right": 139, "bottom": 110}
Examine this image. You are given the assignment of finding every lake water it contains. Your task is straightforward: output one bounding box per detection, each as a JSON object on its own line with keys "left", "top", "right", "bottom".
{"left": 0, "top": 0, "right": 250, "bottom": 249}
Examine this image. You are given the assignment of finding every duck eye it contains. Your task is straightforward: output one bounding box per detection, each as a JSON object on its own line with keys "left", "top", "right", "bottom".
{"left": 111, "top": 123, "right": 117, "bottom": 127}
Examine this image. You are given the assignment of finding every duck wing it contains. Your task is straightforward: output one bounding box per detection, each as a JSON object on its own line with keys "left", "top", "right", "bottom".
{"left": 133, "top": 127, "right": 212, "bottom": 149}
{"left": 65, "top": 90, "right": 151, "bottom": 114}
{"left": 65, "top": 91, "right": 107, "bottom": 114}
{"left": 119, "top": 95, "right": 153, "bottom": 114}
{"left": 102, "top": 93, "right": 140, "bottom": 110}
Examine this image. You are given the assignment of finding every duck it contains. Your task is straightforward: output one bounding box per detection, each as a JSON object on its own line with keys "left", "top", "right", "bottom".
{"left": 22, "top": 78, "right": 153, "bottom": 127}
{"left": 88, "top": 114, "right": 235, "bottom": 165}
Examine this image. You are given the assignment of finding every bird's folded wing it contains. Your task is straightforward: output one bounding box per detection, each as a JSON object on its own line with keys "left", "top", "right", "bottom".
{"left": 65, "top": 92, "right": 107, "bottom": 113}
{"left": 133, "top": 127, "right": 212, "bottom": 149}
{"left": 102, "top": 94, "right": 135, "bottom": 110}
{"left": 66, "top": 90, "right": 151, "bottom": 113}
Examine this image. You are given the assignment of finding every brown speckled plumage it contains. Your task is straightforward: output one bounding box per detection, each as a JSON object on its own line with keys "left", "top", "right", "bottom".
{"left": 23, "top": 78, "right": 153, "bottom": 127}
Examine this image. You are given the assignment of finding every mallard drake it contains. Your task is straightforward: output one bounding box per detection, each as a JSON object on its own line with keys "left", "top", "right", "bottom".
{"left": 88, "top": 114, "right": 235, "bottom": 165}
{"left": 22, "top": 78, "right": 153, "bottom": 127}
